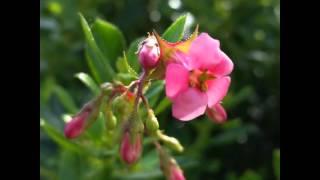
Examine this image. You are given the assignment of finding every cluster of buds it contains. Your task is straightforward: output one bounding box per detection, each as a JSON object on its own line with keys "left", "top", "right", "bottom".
{"left": 64, "top": 26, "right": 233, "bottom": 180}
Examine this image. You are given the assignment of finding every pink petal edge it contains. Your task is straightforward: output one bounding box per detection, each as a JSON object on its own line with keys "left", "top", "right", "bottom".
{"left": 172, "top": 88, "right": 208, "bottom": 121}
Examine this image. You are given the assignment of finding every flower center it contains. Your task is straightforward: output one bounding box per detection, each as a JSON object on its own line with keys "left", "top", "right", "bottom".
{"left": 189, "top": 69, "right": 214, "bottom": 92}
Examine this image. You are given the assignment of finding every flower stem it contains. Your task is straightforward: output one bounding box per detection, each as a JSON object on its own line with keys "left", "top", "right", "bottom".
{"left": 133, "top": 71, "right": 147, "bottom": 112}
{"left": 141, "top": 95, "right": 150, "bottom": 110}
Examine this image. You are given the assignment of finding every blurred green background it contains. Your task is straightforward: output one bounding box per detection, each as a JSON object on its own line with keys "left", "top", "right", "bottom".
{"left": 40, "top": 0, "right": 280, "bottom": 179}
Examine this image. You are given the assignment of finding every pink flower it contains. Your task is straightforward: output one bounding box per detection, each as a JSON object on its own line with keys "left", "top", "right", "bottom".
{"left": 120, "top": 131, "right": 142, "bottom": 165}
{"left": 165, "top": 33, "right": 233, "bottom": 121}
{"left": 169, "top": 165, "right": 185, "bottom": 180}
{"left": 137, "top": 34, "right": 160, "bottom": 70}
{"left": 64, "top": 110, "right": 90, "bottom": 139}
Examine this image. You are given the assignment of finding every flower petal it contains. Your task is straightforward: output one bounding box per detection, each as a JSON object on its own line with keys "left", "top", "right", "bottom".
{"left": 206, "top": 103, "right": 227, "bottom": 123}
{"left": 206, "top": 76, "right": 231, "bottom": 107}
{"left": 188, "top": 33, "right": 221, "bottom": 70}
{"left": 171, "top": 51, "right": 193, "bottom": 71}
{"left": 165, "top": 63, "right": 190, "bottom": 100}
{"left": 209, "top": 50, "right": 234, "bottom": 77}
{"left": 172, "top": 88, "right": 208, "bottom": 121}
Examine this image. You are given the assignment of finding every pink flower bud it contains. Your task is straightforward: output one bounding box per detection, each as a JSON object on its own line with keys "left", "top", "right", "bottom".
{"left": 169, "top": 166, "right": 185, "bottom": 180}
{"left": 64, "top": 110, "right": 90, "bottom": 139}
{"left": 137, "top": 35, "right": 160, "bottom": 70}
{"left": 206, "top": 103, "right": 227, "bottom": 124}
{"left": 120, "top": 131, "right": 142, "bottom": 165}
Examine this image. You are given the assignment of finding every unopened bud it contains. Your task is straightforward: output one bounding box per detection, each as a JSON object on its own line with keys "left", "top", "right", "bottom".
{"left": 206, "top": 103, "right": 227, "bottom": 124}
{"left": 112, "top": 92, "right": 135, "bottom": 122}
{"left": 64, "top": 96, "right": 103, "bottom": 139}
{"left": 131, "top": 114, "right": 144, "bottom": 134}
{"left": 64, "top": 110, "right": 90, "bottom": 139}
{"left": 157, "top": 131, "right": 184, "bottom": 152}
{"left": 160, "top": 157, "right": 186, "bottom": 180}
{"left": 104, "top": 110, "right": 117, "bottom": 130}
{"left": 120, "top": 131, "right": 142, "bottom": 165}
{"left": 146, "top": 109, "right": 159, "bottom": 132}
{"left": 137, "top": 34, "right": 160, "bottom": 70}
{"left": 168, "top": 162, "right": 185, "bottom": 180}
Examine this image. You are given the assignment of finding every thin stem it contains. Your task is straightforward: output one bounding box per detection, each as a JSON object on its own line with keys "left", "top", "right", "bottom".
{"left": 153, "top": 140, "right": 162, "bottom": 152}
{"left": 127, "top": 80, "right": 139, "bottom": 92}
{"left": 141, "top": 95, "right": 151, "bottom": 110}
{"left": 133, "top": 71, "right": 147, "bottom": 112}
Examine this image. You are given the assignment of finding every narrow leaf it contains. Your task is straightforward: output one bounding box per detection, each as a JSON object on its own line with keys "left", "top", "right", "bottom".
{"left": 54, "top": 85, "right": 77, "bottom": 113}
{"left": 127, "top": 37, "right": 144, "bottom": 72}
{"left": 79, "top": 13, "right": 115, "bottom": 83}
{"left": 162, "top": 15, "right": 187, "bottom": 42}
{"left": 91, "top": 18, "right": 126, "bottom": 68}
{"left": 75, "top": 72, "right": 100, "bottom": 95}
{"left": 273, "top": 149, "right": 280, "bottom": 179}
{"left": 123, "top": 52, "right": 138, "bottom": 78}
{"left": 155, "top": 98, "right": 171, "bottom": 115}
{"left": 40, "top": 119, "right": 83, "bottom": 153}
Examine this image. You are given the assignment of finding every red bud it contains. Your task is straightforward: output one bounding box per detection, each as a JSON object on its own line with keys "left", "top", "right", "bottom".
{"left": 169, "top": 166, "right": 185, "bottom": 180}
{"left": 120, "top": 131, "right": 142, "bottom": 164}
{"left": 64, "top": 110, "right": 90, "bottom": 139}
{"left": 206, "top": 103, "right": 227, "bottom": 124}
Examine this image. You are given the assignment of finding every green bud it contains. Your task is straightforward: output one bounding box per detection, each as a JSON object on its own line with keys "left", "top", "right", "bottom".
{"left": 112, "top": 94, "right": 134, "bottom": 122}
{"left": 105, "top": 110, "right": 117, "bottom": 130}
{"left": 146, "top": 109, "right": 159, "bottom": 132}
{"left": 100, "top": 82, "right": 113, "bottom": 95}
{"left": 156, "top": 131, "right": 184, "bottom": 153}
{"left": 131, "top": 114, "right": 144, "bottom": 134}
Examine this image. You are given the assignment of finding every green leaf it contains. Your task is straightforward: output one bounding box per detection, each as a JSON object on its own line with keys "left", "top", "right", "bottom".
{"left": 40, "top": 166, "right": 58, "bottom": 180}
{"left": 123, "top": 52, "right": 139, "bottom": 78}
{"left": 114, "top": 73, "right": 137, "bottom": 85}
{"left": 54, "top": 85, "right": 77, "bottom": 113}
{"left": 145, "top": 80, "right": 164, "bottom": 99}
{"left": 58, "top": 151, "right": 81, "bottom": 180}
{"left": 138, "top": 150, "right": 159, "bottom": 171}
{"left": 85, "top": 112, "right": 105, "bottom": 141}
{"left": 116, "top": 56, "right": 127, "bottom": 73}
{"left": 79, "top": 13, "right": 115, "bottom": 83}
{"left": 239, "top": 170, "right": 263, "bottom": 180}
{"left": 127, "top": 37, "right": 144, "bottom": 72}
{"left": 145, "top": 80, "right": 165, "bottom": 107}
{"left": 40, "top": 76, "right": 55, "bottom": 104}
{"left": 162, "top": 15, "right": 187, "bottom": 42}
{"left": 155, "top": 98, "right": 171, "bottom": 115}
{"left": 273, "top": 149, "right": 280, "bottom": 180}
{"left": 40, "top": 119, "right": 83, "bottom": 153}
{"left": 85, "top": 48, "right": 102, "bottom": 83}
{"left": 91, "top": 18, "right": 126, "bottom": 68}
{"left": 75, "top": 72, "right": 100, "bottom": 95}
